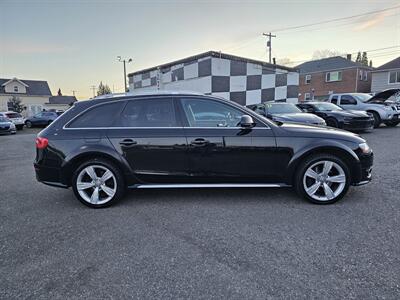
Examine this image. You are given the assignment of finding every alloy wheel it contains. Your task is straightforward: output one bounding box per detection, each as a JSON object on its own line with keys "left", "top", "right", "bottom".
{"left": 303, "top": 160, "right": 346, "bottom": 201}
{"left": 76, "top": 165, "right": 117, "bottom": 205}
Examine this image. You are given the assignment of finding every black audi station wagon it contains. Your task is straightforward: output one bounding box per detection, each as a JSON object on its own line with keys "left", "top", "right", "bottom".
{"left": 34, "top": 92, "right": 373, "bottom": 208}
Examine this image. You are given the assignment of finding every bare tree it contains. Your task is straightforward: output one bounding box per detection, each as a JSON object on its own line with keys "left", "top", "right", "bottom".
{"left": 312, "top": 49, "right": 343, "bottom": 60}
{"left": 275, "top": 57, "right": 293, "bottom": 66}
{"left": 8, "top": 96, "right": 24, "bottom": 113}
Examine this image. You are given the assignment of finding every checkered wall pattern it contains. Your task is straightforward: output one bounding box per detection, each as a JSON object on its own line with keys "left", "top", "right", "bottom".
{"left": 129, "top": 56, "right": 299, "bottom": 105}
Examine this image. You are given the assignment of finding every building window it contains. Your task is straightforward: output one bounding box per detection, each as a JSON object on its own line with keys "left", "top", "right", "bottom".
{"left": 364, "top": 71, "right": 368, "bottom": 81}
{"left": 389, "top": 71, "right": 400, "bottom": 84}
{"left": 326, "top": 71, "right": 342, "bottom": 82}
{"left": 14, "top": 86, "right": 18, "bottom": 92}
{"left": 304, "top": 93, "right": 311, "bottom": 101}
{"left": 305, "top": 74, "right": 311, "bottom": 84}
{"left": 359, "top": 70, "right": 363, "bottom": 80}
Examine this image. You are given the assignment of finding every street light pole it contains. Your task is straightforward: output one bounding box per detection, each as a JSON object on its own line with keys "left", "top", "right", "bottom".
{"left": 117, "top": 56, "right": 132, "bottom": 92}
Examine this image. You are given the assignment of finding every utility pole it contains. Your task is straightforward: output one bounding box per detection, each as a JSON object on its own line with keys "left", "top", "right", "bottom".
{"left": 117, "top": 56, "right": 133, "bottom": 92}
{"left": 71, "top": 90, "right": 77, "bottom": 97}
{"left": 90, "top": 85, "right": 97, "bottom": 98}
{"left": 263, "top": 32, "right": 276, "bottom": 63}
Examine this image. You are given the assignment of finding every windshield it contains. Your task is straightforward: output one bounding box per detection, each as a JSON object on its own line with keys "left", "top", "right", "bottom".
{"left": 0, "top": 116, "right": 10, "bottom": 122}
{"left": 352, "top": 93, "right": 372, "bottom": 102}
{"left": 313, "top": 102, "right": 343, "bottom": 111}
{"left": 265, "top": 103, "right": 302, "bottom": 114}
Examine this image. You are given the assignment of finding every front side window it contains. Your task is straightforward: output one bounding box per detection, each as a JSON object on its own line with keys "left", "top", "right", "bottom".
{"left": 117, "top": 98, "right": 177, "bottom": 127}
{"left": 340, "top": 95, "right": 357, "bottom": 105}
{"left": 326, "top": 71, "right": 342, "bottom": 82}
{"left": 331, "top": 96, "right": 338, "bottom": 104}
{"left": 180, "top": 98, "right": 244, "bottom": 127}
{"left": 389, "top": 71, "right": 400, "bottom": 84}
{"left": 68, "top": 102, "right": 125, "bottom": 128}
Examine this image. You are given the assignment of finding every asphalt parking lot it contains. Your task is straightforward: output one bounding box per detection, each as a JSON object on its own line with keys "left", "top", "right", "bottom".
{"left": 1, "top": 126, "right": 400, "bottom": 299}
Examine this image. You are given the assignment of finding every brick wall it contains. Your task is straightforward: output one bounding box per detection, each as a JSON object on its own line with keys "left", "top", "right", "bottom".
{"left": 299, "top": 68, "right": 371, "bottom": 101}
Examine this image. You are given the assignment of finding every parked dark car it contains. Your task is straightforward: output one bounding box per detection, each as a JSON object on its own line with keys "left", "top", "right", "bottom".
{"left": 247, "top": 102, "right": 326, "bottom": 125}
{"left": 34, "top": 92, "right": 373, "bottom": 208}
{"left": 25, "top": 111, "right": 63, "bottom": 128}
{"left": 296, "top": 102, "right": 374, "bottom": 132}
{"left": 0, "top": 116, "right": 16, "bottom": 135}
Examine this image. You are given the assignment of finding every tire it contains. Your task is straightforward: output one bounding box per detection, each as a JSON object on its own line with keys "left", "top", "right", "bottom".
{"left": 72, "top": 158, "right": 125, "bottom": 208}
{"left": 26, "top": 121, "right": 32, "bottom": 128}
{"left": 16, "top": 125, "right": 24, "bottom": 130}
{"left": 326, "top": 118, "right": 339, "bottom": 128}
{"left": 384, "top": 121, "right": 399, "bottom": 127}
{"left": 370, "top": 111, "right": 381, "bottom": 128}
{"left": 295, "top": 154, "right": 350, "bottom": 205}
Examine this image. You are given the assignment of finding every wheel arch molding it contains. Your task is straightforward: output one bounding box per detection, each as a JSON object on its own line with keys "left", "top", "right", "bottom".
{"left": 60, "top": 146, "right": 137, "bottom": 187}
{"left": 285, "top": 141, "right": 360, "bottom": 185}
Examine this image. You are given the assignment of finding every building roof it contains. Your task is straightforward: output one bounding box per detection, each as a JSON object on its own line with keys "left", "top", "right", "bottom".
{"left": 0, "top": 78, "right": 52, "bottom": 96}
{"left": 296, "top": 56, "right": 372, "bottom": 74}
{"left": 374, "top": 57, "right": 400, "bottom": 71}
{"left": 128, "top": 50, "right": 297, "bottom": 76}
{"left": 48, "top": 95, "right": 77, "bottom": 105}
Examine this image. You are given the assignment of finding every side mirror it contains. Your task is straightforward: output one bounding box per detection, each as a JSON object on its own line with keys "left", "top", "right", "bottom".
{"left": 240, "top": 115, "right": 256, "bottom": 128}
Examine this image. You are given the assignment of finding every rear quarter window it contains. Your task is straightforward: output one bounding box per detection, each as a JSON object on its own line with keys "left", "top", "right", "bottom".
{"left": 67, "top": 101, "right": 125, "bottom": 128}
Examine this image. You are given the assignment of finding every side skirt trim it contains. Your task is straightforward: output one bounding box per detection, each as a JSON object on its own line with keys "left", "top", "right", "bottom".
{"left": 129, "top": 183, "right": 290, "bottom": 189}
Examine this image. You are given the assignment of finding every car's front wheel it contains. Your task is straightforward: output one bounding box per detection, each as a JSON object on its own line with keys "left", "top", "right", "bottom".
{"left": 384, "top": 121, "right": 399, "bottom": 127}
{"left": 296, "top": 154, "right": 350, "bottom": 204}
{"left": 72, "top": 159, "right": 125, "bottom": 208}
{"left": 26, "top": 121, "right": 32, "bottom": 128}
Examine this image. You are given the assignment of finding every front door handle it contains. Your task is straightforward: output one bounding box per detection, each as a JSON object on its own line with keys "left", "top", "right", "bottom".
{"left": 190, "top": 138, "right": 209, "bottom": 146}
{"left": 119, "top": 139, "right": 137, "bottom": 146}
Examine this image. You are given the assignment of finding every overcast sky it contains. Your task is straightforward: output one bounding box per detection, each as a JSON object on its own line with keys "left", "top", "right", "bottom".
{"left": 1, "top": 0, "right": 399, "bottom": 99}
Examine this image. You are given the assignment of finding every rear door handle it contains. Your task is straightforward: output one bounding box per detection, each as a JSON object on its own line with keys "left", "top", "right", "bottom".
{"left": 190, "top": 138, "right": 209, "bottom": 146}
{"left": 119, "top": 139, "right": 137, "bottom": 146}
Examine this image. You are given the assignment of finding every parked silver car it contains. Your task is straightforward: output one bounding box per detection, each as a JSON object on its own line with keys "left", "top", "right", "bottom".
{"left": 0, "top": 111, "right": 25, "bottom": 130}
{"left": 327, "top": 91, "right": 400, "bottom": 127}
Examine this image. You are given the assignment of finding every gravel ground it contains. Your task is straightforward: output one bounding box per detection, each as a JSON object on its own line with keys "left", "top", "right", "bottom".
{"left": 1, "top": 126, "right": 399, "bottom": 299}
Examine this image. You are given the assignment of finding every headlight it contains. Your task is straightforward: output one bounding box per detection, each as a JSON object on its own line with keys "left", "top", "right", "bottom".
{"left": 359, "top": 142, "right": 371, "bottom": 154}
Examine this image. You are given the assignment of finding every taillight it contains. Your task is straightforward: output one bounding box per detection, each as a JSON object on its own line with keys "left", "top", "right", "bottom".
{"left": 36, "top": 137, "right": 48, "bottom": 149}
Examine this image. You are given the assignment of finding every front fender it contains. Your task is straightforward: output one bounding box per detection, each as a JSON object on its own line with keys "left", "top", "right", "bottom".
{"left": 285, "top": 139, "right": 360, "bottom": 185}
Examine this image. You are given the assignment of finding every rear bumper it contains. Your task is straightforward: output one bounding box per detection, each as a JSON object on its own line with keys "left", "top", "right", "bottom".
{"left": 34, "top": 163, "right": 68, "bottom": 188}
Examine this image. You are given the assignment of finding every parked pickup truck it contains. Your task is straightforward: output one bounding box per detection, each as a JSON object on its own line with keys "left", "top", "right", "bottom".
{"left": 327, "top": 91, "right": 400, "bottom": 128}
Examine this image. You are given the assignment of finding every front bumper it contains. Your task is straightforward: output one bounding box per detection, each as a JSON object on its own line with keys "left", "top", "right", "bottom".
{"left": 352, "top": 151, "right": 373, "bottom": 186}
{"left": 342, "top": 118, "right": 375, "bottom": 132}
{"left": 382, "top": 112, "right": 400, "bottom": 121}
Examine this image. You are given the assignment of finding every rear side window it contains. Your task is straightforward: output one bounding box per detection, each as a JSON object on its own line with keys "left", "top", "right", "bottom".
{"left": 116, "top": 98, "right": 177, "bottom": 127}
{"left": 68, "top": 102, "right": 125, "bottom": 128}
{"left": 340, "top": 95, "right": 357, "bottom": 105}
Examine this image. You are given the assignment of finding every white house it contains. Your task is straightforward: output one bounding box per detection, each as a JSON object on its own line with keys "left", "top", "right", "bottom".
{"left": 0, "top": 78, "right": 76, "bottom": 116}
{"left": 371, "top": 57, "right": 400, "bottom": 92}
{"left": 128, "top": 51, "right": 299, "bottom": 105}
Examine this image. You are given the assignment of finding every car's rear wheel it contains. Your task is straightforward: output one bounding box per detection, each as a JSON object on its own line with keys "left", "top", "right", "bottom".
{"left": 72, "top": 159, "right": 125, "bottom": 208}
{"left": 26, "top": 121, "right": 32, "bottom": 128}
{"left": 370, "top": 111, "right": 381, "bottom": 128}
{"left": 295, "top": 154, "right": 350, "bottom": 204}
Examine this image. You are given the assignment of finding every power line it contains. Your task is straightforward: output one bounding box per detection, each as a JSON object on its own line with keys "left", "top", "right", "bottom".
{"left": 270, "top": 5, "right": 400, "bottom": 33}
